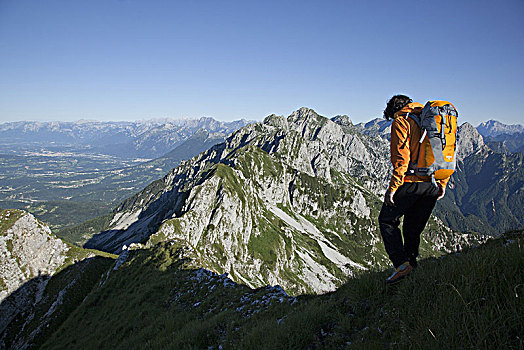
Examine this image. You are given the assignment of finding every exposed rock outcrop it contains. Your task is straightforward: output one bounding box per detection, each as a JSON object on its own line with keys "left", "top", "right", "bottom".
{"left": 0, "top": 210, "right": 69, "bottom": 304}
{"left": 457, "top": 122, "right": 486, "bottom": 161}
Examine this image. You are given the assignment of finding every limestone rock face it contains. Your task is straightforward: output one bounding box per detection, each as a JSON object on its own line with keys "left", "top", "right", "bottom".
{"left": 85, "top": 108, "right": 473, "bottom": 295}
{"left": 0, "top": 209, "right": 72, "bottom": 343}
{"left": 0, "top": 210, "right": 69, "bottom": 303}
{"left": 457, "top": 122, "right": 486, "bottom": 161}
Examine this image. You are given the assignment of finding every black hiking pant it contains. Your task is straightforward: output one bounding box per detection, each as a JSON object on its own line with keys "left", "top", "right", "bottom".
{"left": 378, "top": 182, "right": 439, "bottom": 268}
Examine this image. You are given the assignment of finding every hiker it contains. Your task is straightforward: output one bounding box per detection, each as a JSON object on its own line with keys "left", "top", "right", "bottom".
{"left": 378, "top": 95, "right": 452, "bottom": 284}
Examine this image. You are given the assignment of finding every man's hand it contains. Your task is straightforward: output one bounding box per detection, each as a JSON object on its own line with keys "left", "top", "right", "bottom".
{"left": 384, "top": 190, "right": 396, "bottom": 206}
{"left": 437, "top": 185, "right": 446, "bottom": 200}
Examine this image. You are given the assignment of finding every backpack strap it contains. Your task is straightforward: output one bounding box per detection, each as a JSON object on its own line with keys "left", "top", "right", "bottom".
{"left": 405, "top": 112, "right": 423, "bottom": 176}
{"left": 405, "top": 112, "right": 421, "bottom": 127}
{"left": 419, "top": 129, "right": 427, "bottom": 144}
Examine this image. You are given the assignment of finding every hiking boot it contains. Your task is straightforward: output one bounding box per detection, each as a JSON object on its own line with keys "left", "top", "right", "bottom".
{"left": 408, "top": 256, "right": 418, "bottom": 269}
{"left": 386, "top": 262, "right": 413, "bottom": 284}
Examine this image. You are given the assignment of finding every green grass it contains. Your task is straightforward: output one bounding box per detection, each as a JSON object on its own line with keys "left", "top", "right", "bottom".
{"left": 61, "top": 244, "right": 117, "bottom": 271}
{"left": 0, "top": 209, "right": 24, "bottom": 236}
{"left": 234, "top": 144, "right": 283, "bottom": 181}
{"left": 2, "top": 256, "right": 115, "bottom": 349}
{"left": 247, "top": 216, "right": 283, "bottom": 268}
{"left": 56, "top": 213, "right": 114, "bottom": 246}
{"left": 37, "top": 233, "right": 523, "bottom": 350}
{"left": 23, "top": 200, "right": 114, "bottom": 231}
{"left": 5, "top": 239, "right": 13, "bottom": 253}
{"left": 214, "top": 163, "right": 246, "bottom": 205}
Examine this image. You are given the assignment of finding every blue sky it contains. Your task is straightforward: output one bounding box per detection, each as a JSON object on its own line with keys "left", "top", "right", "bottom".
{"left": 0, "top": 0, "right": 523, "bottom": 125}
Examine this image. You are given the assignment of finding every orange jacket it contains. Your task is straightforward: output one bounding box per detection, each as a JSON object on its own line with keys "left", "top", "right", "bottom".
{"left": 388, "top": 102, "right": 450, "bottom": 192}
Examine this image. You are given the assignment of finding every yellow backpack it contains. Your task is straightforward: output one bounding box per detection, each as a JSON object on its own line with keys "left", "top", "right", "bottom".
{"left": 406, "top": 100, "right": 458, "bottom": 185}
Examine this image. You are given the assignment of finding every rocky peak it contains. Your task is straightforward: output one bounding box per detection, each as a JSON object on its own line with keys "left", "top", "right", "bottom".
{"left": 457, "top": 122, "right": 485, "bottom": 160}
{"left": 0, "top": 209, "right": 115, "bottom": 349}
{"left": 330, "top": 115, "right": 352, "bottom": 128}
{"left": 287, "top": 107, "right": 321, "bottom": 123}
{"left": 263, "top": 114, "right": 289, "bottom": 131}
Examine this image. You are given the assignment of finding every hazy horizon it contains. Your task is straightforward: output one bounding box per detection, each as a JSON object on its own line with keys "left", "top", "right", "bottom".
{"left": 1, "top": 109, "right": 522, "bottom": 129}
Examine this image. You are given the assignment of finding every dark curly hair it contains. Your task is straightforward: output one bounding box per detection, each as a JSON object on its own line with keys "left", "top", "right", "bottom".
{"left": 383, "top": 95, "right": 413, "bottom": 120}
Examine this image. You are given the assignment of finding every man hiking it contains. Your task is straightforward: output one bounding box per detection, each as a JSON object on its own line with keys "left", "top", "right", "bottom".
{"left": 379, "top": 94, "right": 449, "bottom": 284}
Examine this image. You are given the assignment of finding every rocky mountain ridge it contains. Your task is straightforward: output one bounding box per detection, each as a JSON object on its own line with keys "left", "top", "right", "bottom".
{"left": 84, "top": 108, "right": 479, "bottom": 294}
{"left": 354, "top": 117, "right": 391, "bottom": 139}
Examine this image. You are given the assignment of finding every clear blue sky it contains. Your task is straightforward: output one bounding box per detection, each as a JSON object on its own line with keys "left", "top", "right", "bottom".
{"left": 1, "top": 0, "right": 523, "bottom": 125}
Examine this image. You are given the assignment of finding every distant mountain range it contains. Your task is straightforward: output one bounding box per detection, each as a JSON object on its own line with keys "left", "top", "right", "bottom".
{"left": 475, "top": 119, "right": 524, "bottom": 153}
{"left": 476, "top": 119, "right": 524, "bottom": 137}
{"left": 0, "top": 118, "right": 250, "bottom": 159}
{"left": 1, "top": 115, "right": 521, "bottom": 238}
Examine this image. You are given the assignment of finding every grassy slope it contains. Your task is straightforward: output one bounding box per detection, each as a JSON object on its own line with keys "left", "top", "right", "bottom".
{"left": 42, "top": 233, "right": 523, "bottom": 350}
{"left": 2, "top": 256, "right": 115, "bottom": 349}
